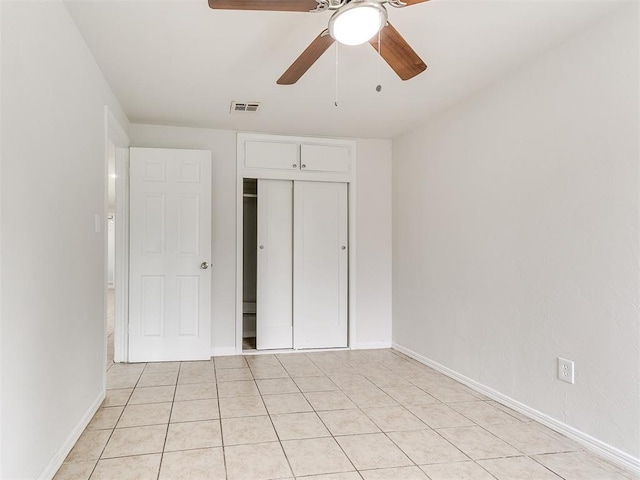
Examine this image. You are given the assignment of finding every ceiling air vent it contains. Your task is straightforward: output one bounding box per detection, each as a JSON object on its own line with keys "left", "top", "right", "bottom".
{"left": 230, "top": 101, "right": 261, "bottom": 113}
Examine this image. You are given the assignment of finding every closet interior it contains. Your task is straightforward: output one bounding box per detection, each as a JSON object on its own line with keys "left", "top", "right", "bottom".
{"left": 242, "top": 178, "right": 257, "bottom": 350}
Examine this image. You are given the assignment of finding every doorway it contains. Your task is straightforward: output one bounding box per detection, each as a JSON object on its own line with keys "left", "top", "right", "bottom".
{"left": 105, "top": 106, "right": 130, "bottom": 366}
{"left": 106, "top": 139, "right": 116, "bottom": 367}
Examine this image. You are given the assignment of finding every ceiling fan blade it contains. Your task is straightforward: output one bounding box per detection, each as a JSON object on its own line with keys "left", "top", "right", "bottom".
{"left": 277, "top": 31, "right": 335, "bottom": 85}
{"left": 400, "top": 0, "right": 431, "bottom": 6}
{"left": 208, "top": 0, "right": 319, "bottom": 12}
{"left": 369, "top": 22, "right": 427, "bottom": 81}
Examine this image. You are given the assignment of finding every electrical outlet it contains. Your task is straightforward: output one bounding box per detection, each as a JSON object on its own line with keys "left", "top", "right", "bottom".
{"left": 558, "top": 357, "right": 575, "bottom": 384}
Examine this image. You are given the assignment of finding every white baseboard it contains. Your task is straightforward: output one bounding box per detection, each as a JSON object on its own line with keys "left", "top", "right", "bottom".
{"left": 211, "top": 347, "right": 238, "bottom": 357}
{"left": 392, "top": 343, "right": 640, "bottom": 477}
{"left": 352, "top": 341, "right": 392, "bottom": 350}
{"left": 38, "top": 389, "right": 105, "bottom": 480}
{"left": 219, "top": 343, "right": 391, "bottom": 356}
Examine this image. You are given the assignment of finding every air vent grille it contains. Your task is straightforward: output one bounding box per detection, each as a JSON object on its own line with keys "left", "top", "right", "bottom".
{"left": 230, "top": 101, "right": 261, "bottom": 113}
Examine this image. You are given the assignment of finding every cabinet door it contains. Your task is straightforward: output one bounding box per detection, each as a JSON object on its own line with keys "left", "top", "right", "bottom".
{"left": 245, "top": 141, "right": 299, "bottom": 171}
{"left": 300, "top": 144, "right": 350, "bottom": 173}
{"left": 294, "top": 181, "right": 348, "bottom": 348}
{"left": 257, "top": 179, "right": 294, "bottom": 350}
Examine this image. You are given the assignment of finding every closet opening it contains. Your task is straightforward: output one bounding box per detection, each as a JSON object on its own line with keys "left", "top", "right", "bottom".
{"left": 241, "top": 177, "right": 348, "bottom": 352}
{"left": 242, "top": 178, "right": 258, "bottom": 351}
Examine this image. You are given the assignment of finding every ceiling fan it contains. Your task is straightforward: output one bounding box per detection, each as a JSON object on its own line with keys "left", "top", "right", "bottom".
{"left": 207, "top": 0, "right": 428, "bottom": 85}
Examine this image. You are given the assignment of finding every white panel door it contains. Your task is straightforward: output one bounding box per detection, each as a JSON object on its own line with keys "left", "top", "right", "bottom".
{"left": 257, "top": 180, "right": 293, "bottom": 350}
{"left": 294, "top": 181, "right": 348, "bottom": 349}
{"left": 129, "top": 147, "right": 212, "bottom": 362}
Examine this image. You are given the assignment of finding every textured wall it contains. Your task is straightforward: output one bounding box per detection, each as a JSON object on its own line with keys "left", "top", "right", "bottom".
{"left": 392, "top": 4, "right": 640, "bottom": 458}
{"left": 1, "top": 1, "right": 129, "bottom": 477}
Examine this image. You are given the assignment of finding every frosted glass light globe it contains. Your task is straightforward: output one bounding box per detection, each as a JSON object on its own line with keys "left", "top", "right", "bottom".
{"left": 329, "top": 2, "right": 387, "bottom": 46}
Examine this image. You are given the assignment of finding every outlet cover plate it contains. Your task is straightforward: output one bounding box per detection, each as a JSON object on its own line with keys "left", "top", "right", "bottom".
{"left": 558, "top": 357, "right": 575, "bottom": 384}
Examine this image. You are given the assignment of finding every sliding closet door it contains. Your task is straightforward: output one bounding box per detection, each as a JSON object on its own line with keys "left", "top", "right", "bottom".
{"left": 294, "top": 181, "right": 348, "bottom": 349}
{"left": 257, "top": 179, "right": 293, "bottom": 349}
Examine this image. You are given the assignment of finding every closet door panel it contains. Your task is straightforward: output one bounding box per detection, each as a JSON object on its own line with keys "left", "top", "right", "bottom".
{"left": 257, "top": 179, "right": 294, "bottom": 350}
{"left": 294, "top": 181, "right": 348, "bottom": 349}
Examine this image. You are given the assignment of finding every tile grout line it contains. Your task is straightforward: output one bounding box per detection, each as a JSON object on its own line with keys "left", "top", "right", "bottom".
{"left": 155, "top": 362, "right": 180, "bottom": 480}
{"left": 262, "top": 387, "right": 297, "bottom": 478}
{"left": 213, "top": 358, "right": 231, "bottom": 480}
{"left": 526, "top": 454, "right": 571, "bottom": 480}
{"left": 267, "top": 353, "right": 359, "bottom": 478}
{"left": 312, "top": 401, "right": 362, "bottom": 477}
{"left": 87, "top": 362, "right": 145, "bottom": 479}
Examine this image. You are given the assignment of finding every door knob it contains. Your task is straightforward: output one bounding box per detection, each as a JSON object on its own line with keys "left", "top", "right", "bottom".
{"left": 200, "top": 262, "right": 210, "bottom": 270}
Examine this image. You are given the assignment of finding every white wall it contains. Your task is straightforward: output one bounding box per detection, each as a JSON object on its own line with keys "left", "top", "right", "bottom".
{"left": 392, "top": 3, "right": 640, "bottom": 461}
{"left": 0, "top": 1, "right": 129, "bottom": 478}
{"left": 129, "top": 125, "right": 393, "bottom": 352}
{"left": 355, "top": 139, "right": 393, "bottom": 348}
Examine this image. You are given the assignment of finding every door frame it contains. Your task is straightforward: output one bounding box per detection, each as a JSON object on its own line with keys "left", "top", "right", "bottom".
{"left": 104, "top": 106, "right": 130, "bottom": 363}
{"left": 235, "top": 133, "right": 357, "bottom": 354}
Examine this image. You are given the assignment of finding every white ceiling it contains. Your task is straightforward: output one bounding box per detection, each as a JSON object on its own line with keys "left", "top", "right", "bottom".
{"left": 65, "top": 0, "right": 618, "bottom": 138}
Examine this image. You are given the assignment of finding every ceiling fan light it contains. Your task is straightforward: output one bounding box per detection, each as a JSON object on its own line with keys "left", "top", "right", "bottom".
{"left": 329, "top": 2, "right": 387, "bottom": 46}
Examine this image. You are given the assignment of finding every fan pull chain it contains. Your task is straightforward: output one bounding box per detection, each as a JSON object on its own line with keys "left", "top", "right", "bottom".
{"left": 376, "top": 29, "right": 382, "bottom": 93}
{"left": 334, "top": 42, "right": 339, "bottom": 107}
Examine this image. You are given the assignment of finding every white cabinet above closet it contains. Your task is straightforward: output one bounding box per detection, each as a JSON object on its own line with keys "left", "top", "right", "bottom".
{"left": 239, "top": 133, "right": 355, "bottom": 181}
{"left": 245, "top": 141, "right": 298, "bottom": 171}
{"left": 300, "top": 144, "right": 350, "bottom": 173}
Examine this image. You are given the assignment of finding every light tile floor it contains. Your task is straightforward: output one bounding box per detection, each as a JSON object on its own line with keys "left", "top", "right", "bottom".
{"left": 55, "top": 349, "right": 639, "bottom": 480}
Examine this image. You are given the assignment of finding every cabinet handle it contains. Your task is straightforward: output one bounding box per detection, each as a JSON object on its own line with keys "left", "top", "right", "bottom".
{"left": 293, "top": 164, "right": 297, "bottom": 168}
{"left": 301, "top": 164, "right": 306, "bottom": 169}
